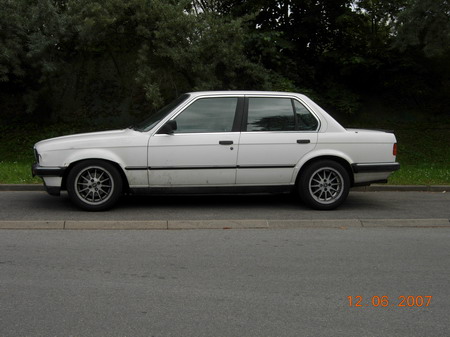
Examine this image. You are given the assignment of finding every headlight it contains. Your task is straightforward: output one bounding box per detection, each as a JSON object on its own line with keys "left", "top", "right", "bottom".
{"left": 34, "top": 147, "right": 40, "bottom": 163}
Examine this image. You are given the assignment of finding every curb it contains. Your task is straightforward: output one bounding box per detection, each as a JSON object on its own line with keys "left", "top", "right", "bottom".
{"left": 0, "top": 219, "right": 449, "bottom": 230}
{"left": 352, "top": 185, "right": 448, "bottom": 192}
{"left": 0, "top": 184, "right": 449, "bottom": 192}
{"left": 0, "top": 184, "right": 45, "bottom": 191}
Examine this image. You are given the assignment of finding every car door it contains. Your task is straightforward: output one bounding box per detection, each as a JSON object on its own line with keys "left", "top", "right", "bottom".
{"left": 236, "top": 96, "right": 319, "bottom": 185}
{"left": 147, "top": 96, "right": 242, "bottom": 186}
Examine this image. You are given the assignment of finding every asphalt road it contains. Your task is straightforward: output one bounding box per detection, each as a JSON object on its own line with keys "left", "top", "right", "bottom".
{"left": 0, "top": 190, "right": 449, "bottom": 223}
{"left": 1, "top": 228, "right": 449, "bottom": 337}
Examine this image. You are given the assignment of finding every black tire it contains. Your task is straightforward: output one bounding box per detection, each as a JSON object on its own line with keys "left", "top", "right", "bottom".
{"left": 298, "top": 160, "right": 350, "bottom": 210}
{"left": 66, "top": 160, "right": 123, "bottom": 211}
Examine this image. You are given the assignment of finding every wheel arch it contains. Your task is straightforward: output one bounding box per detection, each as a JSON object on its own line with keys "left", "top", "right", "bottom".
{"left": 294, "top": 155, "right": 354, "bottom": 187}
{"left": 61, "top": 158, "right": 130, "bottom": 192}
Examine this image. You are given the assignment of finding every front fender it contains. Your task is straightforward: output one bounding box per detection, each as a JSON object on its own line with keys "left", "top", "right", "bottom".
{"left": 63, "top": 149, "right": 128, "bottom": 170}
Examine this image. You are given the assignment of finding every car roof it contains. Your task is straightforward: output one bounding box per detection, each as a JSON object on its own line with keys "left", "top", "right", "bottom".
{"left": 187, "top": 90, "right": 307, "bottom": 98}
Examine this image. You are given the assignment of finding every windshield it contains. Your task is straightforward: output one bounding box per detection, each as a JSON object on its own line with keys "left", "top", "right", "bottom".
{"left": 132, "top": 94, "right": 190, "bottom": 132}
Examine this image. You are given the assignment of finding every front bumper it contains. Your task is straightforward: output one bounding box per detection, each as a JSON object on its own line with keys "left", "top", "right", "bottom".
{"left": 32, "top": 163, "right": 66, "bottom": 196}
{"left": 32, "top": 163, "right": 66, "bottom": 177}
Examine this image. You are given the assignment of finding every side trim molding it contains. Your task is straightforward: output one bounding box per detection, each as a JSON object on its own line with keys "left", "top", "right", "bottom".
{"left": 125, "top": 165, "right": 296, "bottom": 171}
{"left": 130, "top": 185, "right": 294, "bottom": 195}
{"left": 150, "top": 166, "right": 236, "bottom": 171}
{"left": 124, "top": 166, "right": 148, "bottom": 171}
{"left": 238, "top": 165, "right": 295, "bottom": 169}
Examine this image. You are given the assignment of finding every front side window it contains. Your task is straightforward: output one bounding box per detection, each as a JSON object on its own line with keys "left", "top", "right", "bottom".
{"left": 246, "top": 97, "right": 318, "bottom": 132}
{"left": 174, "top": 97, "right": 238, "bottom": 133}
{"left": 133, "top": 94, "right": 190, "bottom": 132}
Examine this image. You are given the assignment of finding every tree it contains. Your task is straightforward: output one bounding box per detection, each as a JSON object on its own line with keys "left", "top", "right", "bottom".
{"left": 1, "top": 0, "right": 279, "bottom": 122}
{"left": 395, "top": 0, "right": 450, "bottom": 57}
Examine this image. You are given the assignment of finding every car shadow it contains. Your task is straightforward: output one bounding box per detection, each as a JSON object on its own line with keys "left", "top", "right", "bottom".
{"left": 119, "top": 192, "right": 305, "bottom": 210}
{"left": 29, "top": 190, "right": 389, "bottom": 216}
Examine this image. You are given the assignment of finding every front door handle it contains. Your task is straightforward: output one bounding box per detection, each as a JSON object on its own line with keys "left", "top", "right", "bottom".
{"left": 219, "top": 140, "right": 234, "bottom": 145}
{"left": 297, "top": 139, "right": 311, "bottom": 144}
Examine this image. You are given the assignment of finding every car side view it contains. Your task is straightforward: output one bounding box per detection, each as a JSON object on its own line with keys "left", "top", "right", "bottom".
{"left": 32, "top": 91, "right": 400, "bottom": 211}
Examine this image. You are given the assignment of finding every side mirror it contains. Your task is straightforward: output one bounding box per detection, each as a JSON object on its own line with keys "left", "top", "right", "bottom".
{"left": 158, "top": 120, "right": 177, "bottom": 134}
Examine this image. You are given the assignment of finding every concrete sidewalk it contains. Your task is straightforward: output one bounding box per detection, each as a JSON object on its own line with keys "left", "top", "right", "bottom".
{"left": 1, "top": 219, "right": 449, "bottom": 230}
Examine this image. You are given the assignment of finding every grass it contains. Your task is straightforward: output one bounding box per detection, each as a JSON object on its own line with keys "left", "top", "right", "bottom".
{"left": 0, "top": 121, "right": 449, "bottom": 185}
{"left": 0, "top": 122, "right": 106, "bottom": 184}
{"left": 388, "top": 164, "right": 449, "bottom": 185}
{"left": 0, "top": 161, "right": 41, "bottom": 184}
{"left": 383, "top": 123, "right": 450, "bottom": 185}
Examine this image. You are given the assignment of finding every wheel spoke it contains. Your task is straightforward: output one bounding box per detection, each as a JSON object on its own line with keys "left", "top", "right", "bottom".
{"left": 326, "top": 191, "right": 333, "bottom": 200}
{"left": 329, "top": 175, "right": 338, "bottom": 183}
{"left": 319, "top": 171, "right": 325, "bottom": 180}
{"left": 329, "top": 171, "right": 335, "bottom": 180}
{"left": 84, "top": 190, "right": 92, "bottom": 201}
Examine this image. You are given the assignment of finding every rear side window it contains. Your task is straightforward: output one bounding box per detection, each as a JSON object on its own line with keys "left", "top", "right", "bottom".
{"left": 246, "top": 97, "right": 318, "bottom": 132}
{"left": 293, "top": 100, "right": 319, "bottom": 131}
{"left": 247, "top": 98, "right": 295, "bottom": 131}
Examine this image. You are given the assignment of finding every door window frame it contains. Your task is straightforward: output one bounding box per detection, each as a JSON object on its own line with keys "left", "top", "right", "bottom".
{"left": 156, "top": 96, "right": 245, "bottom": 135}
{"left": 241, "top": 96, "right": 320, "bottom": 132}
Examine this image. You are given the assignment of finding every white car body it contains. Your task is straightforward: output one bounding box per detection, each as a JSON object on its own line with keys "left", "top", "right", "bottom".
{"left": 33, "top": 91, "right": 399, "bottom": 210}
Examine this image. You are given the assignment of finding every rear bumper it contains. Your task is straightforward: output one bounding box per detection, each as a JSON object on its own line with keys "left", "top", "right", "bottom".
{"left": 351, "top": 162, "right": 400, "bottom": 186}
{"left": 351, "top": 163, "right": 400, "bottom": 173}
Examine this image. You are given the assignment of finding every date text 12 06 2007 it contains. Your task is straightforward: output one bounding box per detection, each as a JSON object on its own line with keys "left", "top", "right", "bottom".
{"left": 347, "top": 295, "right": 432, "bottom": 307}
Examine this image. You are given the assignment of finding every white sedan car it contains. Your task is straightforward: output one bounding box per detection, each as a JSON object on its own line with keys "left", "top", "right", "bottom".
{"left": 32, "top": 91, "right": 400, "bottom": 211}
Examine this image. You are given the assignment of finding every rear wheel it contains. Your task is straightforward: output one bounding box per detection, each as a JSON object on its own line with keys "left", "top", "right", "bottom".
{"left": 67, "top": 160, "right": 123, "bottom": 211}
{"left": 298, "top": 160, "right": 350, "bottom": 210}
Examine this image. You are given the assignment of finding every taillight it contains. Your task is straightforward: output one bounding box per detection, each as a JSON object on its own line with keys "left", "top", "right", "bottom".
{"left": 393, "top": 143, "right": 397, "bottom": 156}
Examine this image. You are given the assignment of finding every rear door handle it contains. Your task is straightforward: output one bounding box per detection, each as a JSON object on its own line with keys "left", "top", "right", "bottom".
{"left": 297, "top": 139, "right": 311, "bottom": 144}
{"left": 219, "top": 140, "right": 234, "bottom": 145}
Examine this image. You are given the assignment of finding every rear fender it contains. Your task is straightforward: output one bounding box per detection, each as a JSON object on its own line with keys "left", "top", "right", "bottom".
{"left": 292, "top": 150, "right": 353, "bottom": 184}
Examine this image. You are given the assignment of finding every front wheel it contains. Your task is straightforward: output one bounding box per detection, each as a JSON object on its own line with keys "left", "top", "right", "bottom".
{"left": 67, "top": 160, "right": 123, "bottom": 211}
{"left": 298, "top": 160, "right": 350, "bottom": 210}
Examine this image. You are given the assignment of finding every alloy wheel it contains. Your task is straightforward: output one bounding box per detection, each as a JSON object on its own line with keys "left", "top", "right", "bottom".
{"left": 74, "top": 166, "right": 114, "bottom": 205}
{"left": 308, "top": 167, "right": 344, "bottom": 205}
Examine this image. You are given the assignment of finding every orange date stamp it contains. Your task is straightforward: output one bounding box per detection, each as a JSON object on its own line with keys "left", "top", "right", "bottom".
{"left": 347, "top": 295, "right": 432, "bottom": 307}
